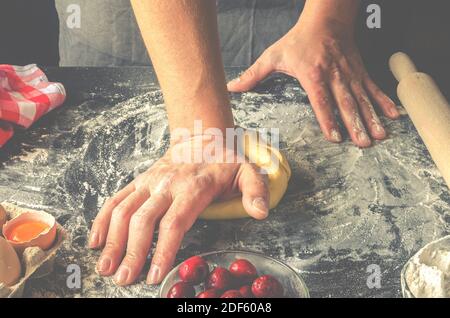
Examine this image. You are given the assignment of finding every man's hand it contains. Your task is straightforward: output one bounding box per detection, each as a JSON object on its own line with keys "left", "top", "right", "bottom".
{"left": 228, "top": 17, "right": 400, "bottom": 148}
{"left": 90, "top": 0, "right": 251, "bottom": 287}
{"left": 89, "top": 136, "right": 269, "bottom": 286}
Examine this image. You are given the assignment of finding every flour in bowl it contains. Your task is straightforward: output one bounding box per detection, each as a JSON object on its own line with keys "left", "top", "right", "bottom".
{"left": 405, "top": 236, "right": 450, "bottom": 298}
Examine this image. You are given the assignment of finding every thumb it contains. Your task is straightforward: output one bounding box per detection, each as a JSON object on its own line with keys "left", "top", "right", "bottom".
{"left": 238, "top": 163, "right": 270, "bottom": 220}
{"left": 227, "top": 57, "right": 273, "bottom": 92}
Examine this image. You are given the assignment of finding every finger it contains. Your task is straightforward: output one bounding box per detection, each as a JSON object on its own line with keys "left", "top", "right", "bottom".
{"left": 113, "top": 194, "right": 171, "bottom": 286}
{"left": 238, "top": 163, "right": 270, "bottom": 220}
{"left": 227, "top": 56, "right": 273, "bottom": 92}
{"left": 147, "top": 186, "right": 214, "bottom": 284}
{"left": 329, "top": 69, "right": 371, "bottom": 148}
{"left": 89, "top": 182, "right": 136, "bottom": 249}
{"left": 350, "top": 82, "right": 387, "bottom": 140}
{"left": 96, "top": 189, "right": 149, "bottom": 276}
{"left": 364, "top": 76, "right": 400, "bottom": 119}
{"left": 300, "top": 69, "right": 342, "bottom": 143}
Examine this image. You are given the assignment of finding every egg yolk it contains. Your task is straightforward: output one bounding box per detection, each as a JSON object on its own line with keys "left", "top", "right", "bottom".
{"left": 8, "top": 221, "right": 50, "bottom": 243}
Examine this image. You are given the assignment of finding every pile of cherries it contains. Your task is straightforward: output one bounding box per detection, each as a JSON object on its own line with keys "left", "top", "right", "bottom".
{"left": 167, "top": 256, "right": 284, "bottom": 298}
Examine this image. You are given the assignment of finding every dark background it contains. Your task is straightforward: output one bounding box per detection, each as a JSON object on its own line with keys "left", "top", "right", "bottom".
{"left": 355, "top": 0, "right": 450, "bottom": 98}
{"left": 0, "top": 0, "right": 59, "bottom": 66}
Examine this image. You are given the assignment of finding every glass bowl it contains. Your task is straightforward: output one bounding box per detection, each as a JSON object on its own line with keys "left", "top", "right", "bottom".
{"left": 159, "top": 250, "right": 309, "bottom": 298}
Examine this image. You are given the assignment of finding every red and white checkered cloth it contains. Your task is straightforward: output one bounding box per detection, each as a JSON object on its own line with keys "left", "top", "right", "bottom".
{"left": 0, "top": 64, "right": 66, "bottom": 148}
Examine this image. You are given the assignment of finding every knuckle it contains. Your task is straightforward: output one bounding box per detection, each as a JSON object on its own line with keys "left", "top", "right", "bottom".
{"left": 245, "top": 164, "right": 269, "bottom": 188}
{"left": 242, "top": 65, "right": 257, "bottom": 79}
{"left": 250, "top": 164, "right": 266, "bottom": 180}
{"left": 256, "top": 176, "right": 269, "bottom": 190}
{"left": 152, "top": 174, "right": 175, "bottom": 195}
{"left": 340, "top": 93, "right": 356, "bottom": 111}
{"left": 159, "top": 216, "right": 185, "bottom": 233}
{"left": 339, "top": 58, "right": 353, "bottom": 74}
{"left": 350, "top": 80, "right": 363, "bottom": 91}
{"left": 317, "top": 57, "right": 333, "bottom": 71}
{"left": 92, "top": 218, "right": 105, "bottom": 230}
{"left": 356, "top": 94, "right": 371, "bottom": 108}
{"left": 246, "top": 162, "right": 259, "bottom": 173}
{"left": 112, "top": 205, "right": 129, "bottom": 219}
{"left": 324, "top": 38, "right": 341, "bottom": 51}
{"left": 242, "top": 65, "right": 256, "bottom": 79}
{"left": 313, "top": 87, "right": 330, "bottom": 107}
{"left": 152, "top": 251, "right": 166, "bottom": 265}
{"left": 104, "top": 197, "right": 120, "bottom": 209}
{"left": 124, "top": 250, "right": 142, "bottom": 264}
{"left": 306, "top": 66, "right": 324, "bottom": 84}
{"left": 351, "top": 83, "right": 369, "bottom": 105}
{"left": 343, "top": 98, "right": 356, "bottom": 111}
{"left": 329, "top": 65, "right": 342, "bottom": 82}
{"left": 104, "top": 240, "right": 119, "bottom": 252}
{"left": 129, "top": 214, "right": 145, "bottom": 230}
{"left": 190, "top": 174, "right": 213, "bottom": 189}
{"left": 130, "top": 210, "right": 156, "bottom": 230}
{"left": 134, "top": 178, "right": 147, "bottom": 191}
{"left": 373, "top": 86, "right": 384, "bottom": 97}
{"left": 366, "top": 79, "right": 383, "bottom": 96}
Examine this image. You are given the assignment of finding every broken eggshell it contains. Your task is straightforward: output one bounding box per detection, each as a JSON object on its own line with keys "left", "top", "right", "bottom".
{"left": 0, "top": 236, "right": 21, "bottom": 286}
{"left": 0, "top": 205, "right": 7, "bottom": 231}
{"left": 2, "top": 211, "right": 57, "bottom": 254}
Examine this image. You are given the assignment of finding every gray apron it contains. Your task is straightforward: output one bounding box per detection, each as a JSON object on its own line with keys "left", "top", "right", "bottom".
{"left": 55, "top": 0, "right": 305, "bottom": 67}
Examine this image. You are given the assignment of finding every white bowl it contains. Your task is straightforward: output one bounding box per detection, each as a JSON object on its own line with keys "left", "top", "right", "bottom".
{"left": 401, "top": 235, "right": 450, "bottom": 298}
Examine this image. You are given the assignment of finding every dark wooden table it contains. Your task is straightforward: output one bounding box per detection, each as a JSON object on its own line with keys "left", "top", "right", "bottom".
{"left": 0, "top": 67, "right": 448, "bottom": 298}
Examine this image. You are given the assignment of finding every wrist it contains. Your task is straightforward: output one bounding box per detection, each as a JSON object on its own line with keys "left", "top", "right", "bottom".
{"left": 169, "top": 128, "right": 246, "bottom": 165}
{"left": 167, "top": 96, "right": 235, "bottom": 141}
{"left": 297, "top": 0, "right": 359, "bottom": 33}
{"left": 170, "top": 121, "right": 238, "bottom": 147}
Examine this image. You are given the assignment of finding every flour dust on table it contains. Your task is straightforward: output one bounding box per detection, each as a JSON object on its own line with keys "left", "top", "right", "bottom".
{"left": 0, "top": 71, "right": 448, "bottom": 297}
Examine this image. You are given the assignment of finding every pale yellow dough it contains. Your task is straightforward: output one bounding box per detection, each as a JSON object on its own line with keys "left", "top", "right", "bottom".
{"left": 199, "top": 131, "right": 291, "bottom": 220}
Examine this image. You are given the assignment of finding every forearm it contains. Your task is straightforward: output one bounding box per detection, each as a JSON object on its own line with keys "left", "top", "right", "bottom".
{"left": 298, "top": 0, "right": 360, "bottom": 30}
{"left": 131, "top": 0, "right": 234, "bottom": 136}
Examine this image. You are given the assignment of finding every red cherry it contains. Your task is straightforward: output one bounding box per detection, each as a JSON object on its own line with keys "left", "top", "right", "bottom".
{"left": 251, "top": 275, "right": 284, "bottom": 298}
{"left": 239, "top": 285, "right": 254, "bottom": 298}
{"left": 206, "top": 267, "right": 234, "bottom": 291}
{"left": 167, "top": 282, "right": 195, "bottom": 298}
{"left": 220, "top": 290, "right": 243, "bottom": 298}
{"left": 229, "top": 259, "right": 258, "bottom": 284}
{"left": 196, "top": 289, "right": 219, "bottom": 298}
{"left": 179, "top": 256, "right": 209, "bottom": 284}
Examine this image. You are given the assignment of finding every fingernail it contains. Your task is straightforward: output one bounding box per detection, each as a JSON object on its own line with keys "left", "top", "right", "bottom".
{"left": 330, "top": 129, "right": 342, "bottom": 143}
{"left": 96, "top": 256, "right": 111, "bottom": 274}
{"left": 147, "top": 264, "right": 161, "bottom": 285}
{"left": 113, "top": 266, "right": 130, "bottom": 286}
{"left": 389, "top": 107, "right": 400, "bottom": 118}
{"left": 228, "top": 77, "right": 241, "bottom": 85}
{"left": 88, "top": 231, "right": 98, "bottom": 248}
{"left": 252, "top": 197, "right": 269, "bottom": 218}
{"left": 374, "top": 123, "right": 385, "bottom": 134}
{"left": 386, "top": 97, "right": 400, "bottom": 117}
{"left": 357, "top": 131, "right": 371, "bottom": 145}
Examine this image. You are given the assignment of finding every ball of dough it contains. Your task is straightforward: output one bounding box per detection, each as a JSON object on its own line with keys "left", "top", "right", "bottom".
{"left": 199, "top": 131, "right": 291, "bottom": 220}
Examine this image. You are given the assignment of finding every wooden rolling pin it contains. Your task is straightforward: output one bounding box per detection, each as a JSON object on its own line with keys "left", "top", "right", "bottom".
{"left": 389, "top": 52, "right": 450, "bottom": 189}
